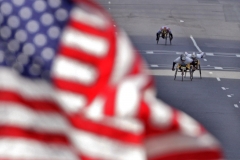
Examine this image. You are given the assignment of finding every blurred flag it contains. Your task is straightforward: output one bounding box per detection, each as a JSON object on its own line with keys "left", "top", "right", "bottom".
{"left": 0, "top": 0, "right": 223, "bottom": 159}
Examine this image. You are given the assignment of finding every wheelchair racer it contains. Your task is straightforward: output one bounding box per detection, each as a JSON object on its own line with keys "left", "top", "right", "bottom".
{"left": 186, "top": 52, "right": 205, "bottom": 71}
{"left": 156, "top": 26, "right": 173, "bottom": 41}
{"left": 172, "top": 53, "right": 193, "bottom": 71}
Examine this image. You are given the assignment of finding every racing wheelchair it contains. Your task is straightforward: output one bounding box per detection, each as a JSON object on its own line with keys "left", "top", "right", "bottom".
{"left": 156, "top": 30, "right": 172, "bottom": 45}
{"left": 174, "top": 63, "right": 193, "bottom": 81}
{"left": 191, "top": 59, "right": 202, "bottom": 79}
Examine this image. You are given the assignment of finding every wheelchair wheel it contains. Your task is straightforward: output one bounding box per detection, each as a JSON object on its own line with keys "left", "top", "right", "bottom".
{"left": 199, "top": 64, "right": 202, "bottom": 79}
{"left": 181, "top": 70, "right": 184, "bottom": 81}
{"left": 190, "top": 67, "right": 193, "bottom": 81}
{"left": 174, "top": 68, "right": 178, "bottom": 80}
{"left": 165, "top": 34, "right": 167, "bottom": 45}
{"left": 170, "top": 34, "right": 172, "bottom": 45}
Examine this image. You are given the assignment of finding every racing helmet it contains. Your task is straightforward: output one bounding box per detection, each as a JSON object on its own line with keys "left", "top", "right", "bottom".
{"left": 180, "top": 53, "right": 186, "bottom": 61}
{"left": 191, "top": 52, "right": 196, "bottom": 58}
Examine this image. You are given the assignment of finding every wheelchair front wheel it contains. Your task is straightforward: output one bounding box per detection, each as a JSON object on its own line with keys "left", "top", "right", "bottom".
{"left": 174, "top": 68, "right": 178, "bottom": 80}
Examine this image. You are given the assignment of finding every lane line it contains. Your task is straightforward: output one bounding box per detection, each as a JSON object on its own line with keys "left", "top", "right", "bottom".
{"left": 206, "top": 53, "right": 214, "bottom": 56}
{"left": 147, "top": 65, "right": 240, "bottom": 72}
{"left": 139, "top": 50, "right": 238, "bottom": 55}
{"left": 176, "top": 52, "right": 183, "bottom": 55}
{"left": 204, "top": 59, "right": 207, "bottom": 61}
{"left": 146, "top": 51, "right": 153, "bottom": 54}
{"left": 147, "top": 69, "right": 240, "bottom": 79}
{"left": 234, "top": 104, "right": 239, "bottom": 108}
{"left": 150, "top": 65, "right": 158, "bottom": 67}
{"left": 221, "top": 87, "right": 226, "bottom": 90}
{"left": 217, "top": 77, "right": 221, "bottom": 81}
{"left": 215, "top": 67, "right": 223, "bottom": 70}
{"left": 227, "top": 95, "right": 231, "bottom": 97}
{"left": 190, "top": 35, "right": 202, "bottom": 52}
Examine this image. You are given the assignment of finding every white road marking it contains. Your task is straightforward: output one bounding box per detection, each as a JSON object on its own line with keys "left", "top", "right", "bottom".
{"left": 108, "top": 1, "right": 111, "bottom": 4}
{"left": 204, "top": 59, "right": 207, "bottom": 61}
{"left": 146, "top": 51, "right": 153, "bottom": 54}
{"left": 180, "top": 20, "right": 184, "bottom": 22}
{"left": 216, "top": 77, "right": 221, "bottom": 81}
{"left": 206, "top": 53, "right": 214, "bottom": 56}
{"left": 190, "top": 35, "right": 202, "bottom": 52}
{"left": 214, "top": 67, "right": 223, "bottom": 70}
{"left": 234, "top": 104, "right": 239, "bottom": 108}
{"left": 207, "top": 65, "right": 210, "bottom": 66}
{"left": 147, "top": 69, "right": 240, "bottom": 79}
{"left": 227, "top": 95, "right": 231, "bottom": 97}
{"left": 221, "top": 87, "right": 226, "bottom": 90}
{"left": 150, "top": 65, "right": 158, "bottom": 67}
{"left": 176, "top": 52, "right": 183, "bottom": 55}
{"left": 236, "top": 55, "right": 240, "bottom": 57}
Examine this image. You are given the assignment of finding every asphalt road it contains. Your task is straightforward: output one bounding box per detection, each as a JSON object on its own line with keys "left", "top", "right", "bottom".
{"left": 97, "top": 0, "right": 240, "bottom": 159}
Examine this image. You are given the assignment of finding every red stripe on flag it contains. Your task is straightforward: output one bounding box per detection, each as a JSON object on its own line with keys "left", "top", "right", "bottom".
{"left": 69, "top": 19, "right": 112, "bottom": 37}
{"left": 137, "top": 99, "right": 150, "bottom": 123}
{"left": 70, "top": 115, "right": 144, "bottom": 144}
{"left": 0, "top": 90, "right": 63, "bottom": 113}
{"left": 149, "top": 149, "right": 223, "bottom": 160}
{"left": 103, "top": 86, "right": 117, "bottom": 116}
{"left": 0, "top": 126, "right": 70, "bottom": 145}
{"left": 59, "top": 45, "right": 102, "bottom": 65}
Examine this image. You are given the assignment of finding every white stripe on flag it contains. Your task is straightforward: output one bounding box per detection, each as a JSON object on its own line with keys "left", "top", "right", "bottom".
{"left": 85, "top": 96, "right": 143, "bottom": 134}
{"left": 85, "top": 96, "right": 105, "bottom": 120}
{"left": 115, "top": 78, "right": 140, "bottom": 117}
{"left": 71, "top": 6, "right": 108, "bottom": 29}
{"left": 52, "top": 55, "right": 97, "bottom": 85}
{"left": 146, "top": 132, "right": 220, "bottom": 158}
{"left": 70, "top": 130, "right": 145, "bottom": 160}
{"left": 178, "top": 112, "right": 201, "bottom": 137}
{"left": 0, "top": 68, "right": 86, "bottom": 113}
{"left": 144, "top": 88, "right": 173, "bottom": 128}
{"left": 62, "top": 27, "right": 109, "bottom": 57}
{"left": 0, "top": 67, "right": 54, "bottom": 100}
{"left": 0, "top": 138, "right": 77, "bottom": 160}
{"left": 55, "top": 90, "right": 86, "bottom": 113}
{"left": 0, "top": 102, "right": 70, "bottom": 133}
{"left": 110, "top": 30, "right": 134, "bottom": 84}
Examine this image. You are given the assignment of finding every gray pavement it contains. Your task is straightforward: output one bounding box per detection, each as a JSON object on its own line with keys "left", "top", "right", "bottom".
{"left": 97, "top": 0, "right": 240, "bottom": 159}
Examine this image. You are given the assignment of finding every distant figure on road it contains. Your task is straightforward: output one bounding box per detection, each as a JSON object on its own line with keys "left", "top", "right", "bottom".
{"left": 156, "top": 26, "right": 173, "bottom": 41}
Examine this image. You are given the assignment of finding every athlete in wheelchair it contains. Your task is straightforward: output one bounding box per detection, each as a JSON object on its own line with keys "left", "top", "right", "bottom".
{"left": 172, "top": 54, "right": 193, "bottom": 81}
{"left": 186, "top": 52, "right": 205, "bottom": 78}
{"left": 156, "top": 26, "right": 173, "bottom": 44}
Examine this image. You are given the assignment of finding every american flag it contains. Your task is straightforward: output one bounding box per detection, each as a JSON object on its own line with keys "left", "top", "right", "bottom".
{"left": 0, "top": 0, "right": 223, "bottom": 159}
